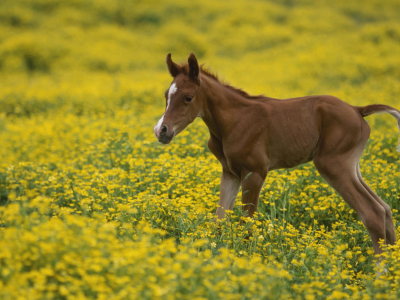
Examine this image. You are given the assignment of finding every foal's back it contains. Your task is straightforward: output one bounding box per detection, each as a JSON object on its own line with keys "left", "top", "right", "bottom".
{"left": 256, "top": 95, "right": 365, "bottom": 170}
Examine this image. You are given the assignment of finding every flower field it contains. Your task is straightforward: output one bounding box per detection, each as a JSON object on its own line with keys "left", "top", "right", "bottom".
{"left": 1, "top": 0, "right": 400, "bottom": 299}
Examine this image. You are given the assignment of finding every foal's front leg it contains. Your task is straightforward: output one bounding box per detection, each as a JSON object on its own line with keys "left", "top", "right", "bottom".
{"left": 240, "top": 171, "right": 266, "bottom": 218}
{"left": 215, "top": 169, "right": 241, "bottom": 219}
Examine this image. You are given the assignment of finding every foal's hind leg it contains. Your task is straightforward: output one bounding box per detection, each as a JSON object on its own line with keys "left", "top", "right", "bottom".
{"left": 314, "top": 155, "right": 387, "bottom": 255}
{"left": 356, "top": 163, "right": 396, "bottom": 245}
{"left": 313, "top": 108, "right": 392, "bottom": 255}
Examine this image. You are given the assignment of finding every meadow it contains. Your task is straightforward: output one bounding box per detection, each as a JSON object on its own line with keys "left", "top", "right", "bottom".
{"left": 1, "top": 0, "right": 400, "bottom": 299}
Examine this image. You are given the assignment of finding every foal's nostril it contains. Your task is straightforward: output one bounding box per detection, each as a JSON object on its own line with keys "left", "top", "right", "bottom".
{"left": 160, "top": 125, "right": 167, "bottom": 135}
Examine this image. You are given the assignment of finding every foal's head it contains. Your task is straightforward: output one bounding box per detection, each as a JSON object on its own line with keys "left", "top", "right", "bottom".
{"left": 154, "top": 53, "right": 202, "bottom": 144}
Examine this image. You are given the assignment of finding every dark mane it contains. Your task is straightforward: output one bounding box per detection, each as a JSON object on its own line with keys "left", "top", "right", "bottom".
{"left": 181, "top": 63, "right": 263, "bottom": 99}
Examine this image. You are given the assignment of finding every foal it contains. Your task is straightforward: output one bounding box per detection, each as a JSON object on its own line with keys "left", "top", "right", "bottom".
{"left": 154, "top": 53, "right": 399, "bottom": 255}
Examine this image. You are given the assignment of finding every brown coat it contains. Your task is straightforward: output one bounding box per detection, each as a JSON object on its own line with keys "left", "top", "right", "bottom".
{"left": 155, "top": 53, "right": 399, "bottom": 256}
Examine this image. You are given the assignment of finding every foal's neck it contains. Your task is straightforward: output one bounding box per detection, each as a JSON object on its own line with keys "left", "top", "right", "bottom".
{"left": 198, "top": 75, "right": 251, "bottom": 140}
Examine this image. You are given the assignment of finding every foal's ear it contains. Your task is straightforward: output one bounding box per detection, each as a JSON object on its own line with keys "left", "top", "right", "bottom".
{"left": 166, "top": 53, "right": 181, "bottom": 77}
{"left": 188, "top": 53, "right": 200, "bottom": 84}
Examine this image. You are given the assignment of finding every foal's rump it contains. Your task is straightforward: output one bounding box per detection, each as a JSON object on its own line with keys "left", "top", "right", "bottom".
{"left": 313, "top": 96, "right": 400, "bottom": 158}
{"left": 355, "top": 104, "right": 400, "bottom": 138}
{"left": 265, "top": 96, "right": 400, "bottom": 169}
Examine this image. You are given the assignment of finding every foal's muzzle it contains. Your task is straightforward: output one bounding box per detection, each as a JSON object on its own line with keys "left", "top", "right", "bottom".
{"left": 158, "top": 125, "right": 174, "bottom": 144}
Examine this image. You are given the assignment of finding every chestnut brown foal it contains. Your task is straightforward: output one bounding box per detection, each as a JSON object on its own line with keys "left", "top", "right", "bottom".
{"left": 154, "top": 53, "right": 399, "bottom": 256}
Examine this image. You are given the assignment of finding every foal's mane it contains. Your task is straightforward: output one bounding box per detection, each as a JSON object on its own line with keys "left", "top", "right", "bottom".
{"left": 181, "top": 63, "right": 263, "bottom": 100}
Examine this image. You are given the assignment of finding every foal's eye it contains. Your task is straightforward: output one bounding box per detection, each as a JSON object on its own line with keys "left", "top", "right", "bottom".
{"left": 185, "top": 97, "right": 193, "bottom": 103}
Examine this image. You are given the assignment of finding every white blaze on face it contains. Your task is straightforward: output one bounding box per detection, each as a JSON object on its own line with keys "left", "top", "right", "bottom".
{"left": 154, "top": 83, "right": 178, "bottom": 137}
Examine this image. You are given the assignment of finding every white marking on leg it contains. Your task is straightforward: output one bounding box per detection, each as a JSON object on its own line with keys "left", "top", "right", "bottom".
{"left": 154, "top": 83, "right": 178, "bottom": 136}
{"left": 216, "top": 173, "right": 241, "bottom": 219}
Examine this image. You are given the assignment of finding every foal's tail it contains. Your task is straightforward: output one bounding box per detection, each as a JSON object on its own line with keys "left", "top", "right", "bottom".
{"left": 356, "top": 104, "right": 400, "bottom": 151}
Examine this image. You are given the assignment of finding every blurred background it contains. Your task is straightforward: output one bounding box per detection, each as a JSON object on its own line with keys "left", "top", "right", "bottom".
{"left": 0, "top": 0, "right": 400, "bottom": 117}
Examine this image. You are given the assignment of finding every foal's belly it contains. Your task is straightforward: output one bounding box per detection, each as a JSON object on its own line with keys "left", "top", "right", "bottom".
{"left": 268, "top": 147, "right": 315, "bottom": 170}
{"left": 265, "top": 117, "right": 319, "bottom": 170}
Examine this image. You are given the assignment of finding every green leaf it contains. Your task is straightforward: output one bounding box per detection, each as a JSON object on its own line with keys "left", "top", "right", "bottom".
{"left": 244, "top": 172, "right": 252, "bottom": 180}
